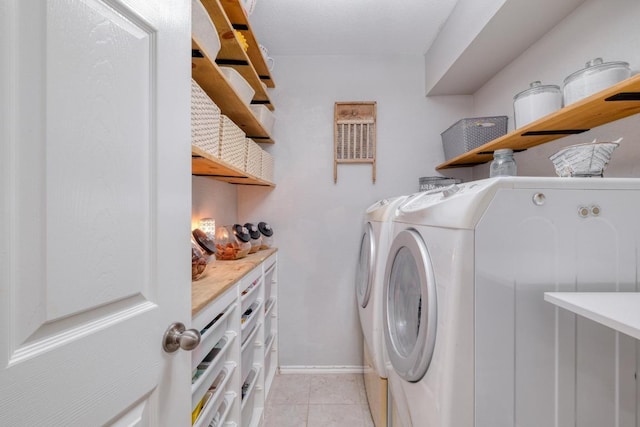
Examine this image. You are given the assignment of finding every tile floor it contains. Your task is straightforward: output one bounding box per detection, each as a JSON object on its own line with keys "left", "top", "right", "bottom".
{"left": 263, "top": 373, "right": 375, "bottom": 427}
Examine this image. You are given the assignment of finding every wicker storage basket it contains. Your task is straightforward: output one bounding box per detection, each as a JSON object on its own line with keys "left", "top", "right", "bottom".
{"left": 441, "top": 116, "right": 507, "bottom": 161}
{"left": 261, "top": 150, "right": 274, "bottom": 183}
{"left": 245, "top": 139, "right": 263, "bottom": 177}
{"left": 191, "top": 79, "right": 221, "bottom": 157}
{"left": 219, "top": 115, "right": 246, "bottom": 169}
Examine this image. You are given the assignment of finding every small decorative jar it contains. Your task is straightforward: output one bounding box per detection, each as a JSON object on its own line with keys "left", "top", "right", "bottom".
{"left": 490, "top": 149, "right": 517, "bottom": 177}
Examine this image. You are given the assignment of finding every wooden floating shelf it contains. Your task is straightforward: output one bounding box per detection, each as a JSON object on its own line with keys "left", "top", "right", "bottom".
{"left": 220, "top": 0, "right": 275, "bottom": 89}
{"left": 436, "top": 74, "right": 640, "bottom": 170}
{"left": 192, "top": 146, "right": 274, "bottom": 187}
{"left": 192, "top": 38, "right": 274, "bottom": 143}
{"left": 199, "top": 0, "right": 274, "bottom": 110}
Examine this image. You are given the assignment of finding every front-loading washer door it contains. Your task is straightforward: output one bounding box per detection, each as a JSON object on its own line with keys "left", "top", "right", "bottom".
{"left": 384, "top": 228, "right": 437, "bottom": 382}
{"left": 356, "top": 222, "right": 375, "bottom": 308}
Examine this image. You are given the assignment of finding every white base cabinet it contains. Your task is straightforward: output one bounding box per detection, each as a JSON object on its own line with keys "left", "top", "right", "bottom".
{"left": 191, "top": 251, "right": 278, "bottom": 427}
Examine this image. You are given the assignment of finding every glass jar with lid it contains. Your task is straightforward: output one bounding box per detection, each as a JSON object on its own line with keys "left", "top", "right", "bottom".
{"left": 513, "top": 81, "right": 562, "bottom": 128}
{"left": 563, "top": 58, "right": 631, "bottom": 105}
{"left": 191, "top": 236, "right": 212, "bottom": 280}
{"left": 243, "top": 222, "right": 262, "bottom": 253}
{"left": 214, "top": 224, "right": 252, "bottom": 260}
{"left": 258, "top": 222, "right": 274, "bottom": 249}
{"left": 490, "top": 149, "right": 517, "bottom": 177}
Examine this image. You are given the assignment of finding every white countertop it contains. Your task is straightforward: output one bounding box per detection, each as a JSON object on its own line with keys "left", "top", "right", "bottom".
{"left": 544, "top": 292, "right": 640, "bottom": 341}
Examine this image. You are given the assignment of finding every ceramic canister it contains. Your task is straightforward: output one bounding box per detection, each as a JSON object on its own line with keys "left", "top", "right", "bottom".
{"left": 513, "top": 81, "right": 562, "bottom": 128}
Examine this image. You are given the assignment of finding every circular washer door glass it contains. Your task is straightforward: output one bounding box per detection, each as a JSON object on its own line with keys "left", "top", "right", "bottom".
{"left": 356, "top": 223, "right": 375, "bottom": 308}
{"left": 384, "top": 229, "right": 437, "bottom": 382}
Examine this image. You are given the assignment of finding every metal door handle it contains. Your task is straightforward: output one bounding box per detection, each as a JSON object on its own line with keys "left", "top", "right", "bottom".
{"left": 163, "top": 322, "right": 201, "bottom": 353}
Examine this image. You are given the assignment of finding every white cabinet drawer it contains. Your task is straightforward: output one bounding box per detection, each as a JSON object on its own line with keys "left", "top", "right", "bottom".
{"left": 192, "top": 332, "right": 236, "bottom": 410}
{"left": 207, "top": 392, "right": 236, "bottom": 427}
{"left": 264, "top": 261, "right": 276, "bottom": 300}
{"left": 264, "top": 297, "right": 276, "bottom": 339}
{"left": 192, "top": 302, "right": 236, "bottom": 370}
{"left": 241, "top": 365, "right": 262, "bottom": 427}
{"left": 193, "top": 363, "right": 236, "bottom": 427}
{"left": 240, "top": 268, "right": 262, "bottom": 313}
{"left": 241, "top": 322, "right": 261, "bottom": 383}
{"left": 240, "top": 299, "right": 262, "bottom": 344}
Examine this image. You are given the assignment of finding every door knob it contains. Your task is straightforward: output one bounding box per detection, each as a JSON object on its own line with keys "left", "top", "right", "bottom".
{"left": 163, "top": 322, "right": 201, "bottom": 353}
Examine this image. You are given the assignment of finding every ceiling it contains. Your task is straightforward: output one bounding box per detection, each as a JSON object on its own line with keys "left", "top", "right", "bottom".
{"left": 248, "top": 0, "right": 461, "bottom": 56}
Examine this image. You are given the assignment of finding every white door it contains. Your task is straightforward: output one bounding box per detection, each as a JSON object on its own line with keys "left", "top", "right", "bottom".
{"left": 0, "top": 0, "right": 192, "bottom": 425}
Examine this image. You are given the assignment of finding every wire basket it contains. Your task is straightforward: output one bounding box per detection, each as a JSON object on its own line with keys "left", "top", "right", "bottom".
{"left": 191, "top": 79, "right": 220, "bottom": 157}
{"left": 441, "top": 116, "right": 508, "bottom": 161}
{"left": 549, "top": 140, "right": 620, "bottom": 177}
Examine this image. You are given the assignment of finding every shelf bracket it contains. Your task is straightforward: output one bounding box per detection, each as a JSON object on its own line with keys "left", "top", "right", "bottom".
{"left": 215, "top": 59, "right": 250, "bottom": 67}
{"left": 521, "top": 129, "right": 589, "bottom": 136}
{"left": 478, "top": 148, "right": 527, "bottom": 155}
{"left": 605, "top": 92, "right": 640, "bottom": 101}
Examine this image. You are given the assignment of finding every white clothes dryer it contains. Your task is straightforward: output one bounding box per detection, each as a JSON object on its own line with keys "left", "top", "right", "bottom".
{"left": 358, "top": 194, "right": 426, "bottom": 375}
{"left": 384, "top": 177, "right": 640, "bottom": 427}
{"left": 357, "top": 195, "right": 414, "bottom": 427}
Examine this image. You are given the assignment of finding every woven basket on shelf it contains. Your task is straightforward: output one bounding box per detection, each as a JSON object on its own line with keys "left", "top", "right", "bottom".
{"left": 190, "top": 79, "right": 220, "bottom": 157}
{"left": 245, "top": 139, "right": 263, "bottom": 177}
{"left": 220, "top": 115, "right": 246, "bottom": 170}
{"left": 261, "top": 149, "right": 274, "bottom": 183}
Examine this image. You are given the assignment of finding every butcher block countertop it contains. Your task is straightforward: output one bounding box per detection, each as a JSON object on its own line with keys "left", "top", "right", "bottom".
{"left": 192, "top": 248, "right": 277, "bottom": 316}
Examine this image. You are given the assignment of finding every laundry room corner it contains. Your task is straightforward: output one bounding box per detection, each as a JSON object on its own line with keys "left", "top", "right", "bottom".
{"left": 469, "top": 0, "right": 640, "bottom": 179}
{"left": 238, "top": 53, "right": 472, "bottom": 370}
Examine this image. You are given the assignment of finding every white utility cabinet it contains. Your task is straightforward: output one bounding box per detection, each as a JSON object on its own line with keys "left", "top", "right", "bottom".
{"left": 191, "top": 250, "right": 278, "bottom": 427}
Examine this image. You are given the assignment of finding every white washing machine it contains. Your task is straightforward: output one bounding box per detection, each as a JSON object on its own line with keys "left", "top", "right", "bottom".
{"left": 357, "top": 195, "right": 414, "bottom": 427}
{"left": 383, "top": 177, "right": 640, "bottom": 427}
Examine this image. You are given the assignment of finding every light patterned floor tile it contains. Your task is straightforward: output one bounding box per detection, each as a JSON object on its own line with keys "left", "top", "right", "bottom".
{"left": 263, "top": 404, "right": 308, "bottom": 427}
{"left": 307, "top": 404, "right": 370, "bottom": 427}
{"left": 267, "top": 374, "right": 312, "bottom": 405}
{"left": 264, "top": 373, "right": 375, "bottom": 427}
{"left": 309, "top": 374, "right": 366, "bottom": 405}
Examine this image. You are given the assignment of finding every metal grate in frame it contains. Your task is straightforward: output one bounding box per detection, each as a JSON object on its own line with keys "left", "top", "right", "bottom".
{"left": 334, "top": 102, "right": 377, "bottom": 183}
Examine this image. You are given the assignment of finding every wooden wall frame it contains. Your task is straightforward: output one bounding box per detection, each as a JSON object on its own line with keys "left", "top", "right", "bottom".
{"left": 334, "top": 102, "right": 377, "bottom": 183}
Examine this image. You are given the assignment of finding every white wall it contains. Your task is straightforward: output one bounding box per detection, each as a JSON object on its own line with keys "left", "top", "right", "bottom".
{"left": 191, "top": 177, "right": 237, "bottom": 230}
{"left": 471, "top": 0, "right": 640, "bottom": 179}
{"left": 237, "top": 54, "right": 472, "bottom": 368}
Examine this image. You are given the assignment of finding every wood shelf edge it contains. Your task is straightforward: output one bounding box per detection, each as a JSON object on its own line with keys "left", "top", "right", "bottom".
{"left": 192, "top": 39, "right": 275, "bottom": 142}
{"left": 436, "top": 74, "right": 640, "bottom": 170}
{"left": 198, "top": 0, "right": 274, "bottom": 106}
{"left": 220, "top": 0, "right": 276, "bottom": 88}
{"left": 192, "top": 145, "right": 275, "bottom": 187}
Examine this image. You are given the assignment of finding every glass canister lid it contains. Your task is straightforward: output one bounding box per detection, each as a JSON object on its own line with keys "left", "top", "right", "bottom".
{"left": 244, "top": 223, "right": 261, "bottom": 240}
{"left": 514, "top": 81, "right": 561, "bottom": 101}
{"left": 192, "top": 228, "right": 217, "bottom": 254}
{"left": 494, "top": 148, "right": 514, "bottom": 156}
{"left": 563, "top": 58, "right": 630, "bottom": 85}
{"left": 232, "top": 224, "right": 251, "bottom": 242}
{"left": 258, "top": 221, "right": 274, "bottom": 237}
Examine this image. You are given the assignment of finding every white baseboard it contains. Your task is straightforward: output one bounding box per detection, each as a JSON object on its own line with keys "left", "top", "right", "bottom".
{"left": 279, "top": 365, "right": 364, "bottom": 374}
